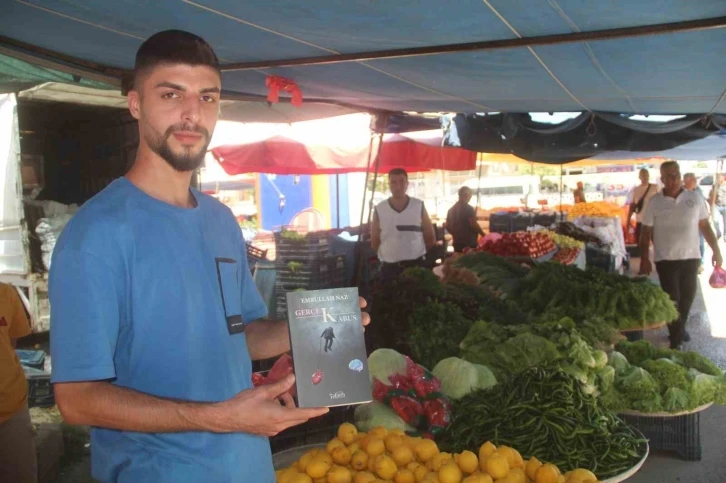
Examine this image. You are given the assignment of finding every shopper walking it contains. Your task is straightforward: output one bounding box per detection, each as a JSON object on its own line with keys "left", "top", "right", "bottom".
{"left": 639, "top": 162, "right": 722, "bottom": 349}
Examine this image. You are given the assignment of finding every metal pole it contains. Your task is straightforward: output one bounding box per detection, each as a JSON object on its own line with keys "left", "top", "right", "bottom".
{"left": 476, "top": 153, "right": 484, "bottom": 208}
{"left": 560, "top": 164, "right": 564, "bottom": 219}
{"left": 336, "top": 173, "right": 340, "bottom": 228}
{"left": 367, "top": 133, "right": 384, "bottom": 227}
{"left": 353, "top": 132, "right": 379, "bottom": 287}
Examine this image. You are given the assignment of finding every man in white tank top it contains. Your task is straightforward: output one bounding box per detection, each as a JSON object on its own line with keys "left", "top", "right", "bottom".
{"left": 371, "top": 168, "right": 436, "bottom": 281}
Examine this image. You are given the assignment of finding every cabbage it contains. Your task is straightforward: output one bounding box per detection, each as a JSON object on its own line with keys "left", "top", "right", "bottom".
{"left": 663, "top": 388, "right": 693, "bottom": 412}
{"left": 368, "top": 349, "right": 407, "bottom": 384}
{"left": 608, "top": 351, "right": 630, "bottom": 374}
{"left": 592, "top": 350, "right": 609, "bottom": 370}
{"left": 688, "top": 369, "right": 721, "bottom": 406}
{"left": 597, "top": 366, "right": 616, "bottom": 393}
{"left": 432, "top": 357, "right": 497, "bottom": 399}
{"left": 567, "top": 340, "right": 596, "bottom": 369}
{"left": 354, "top": 402, "right": 415, "bottom": 433}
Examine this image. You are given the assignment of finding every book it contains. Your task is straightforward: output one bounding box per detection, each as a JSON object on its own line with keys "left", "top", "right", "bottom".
{"left": 286, "top": 287, "right": 372, "bottom": 408}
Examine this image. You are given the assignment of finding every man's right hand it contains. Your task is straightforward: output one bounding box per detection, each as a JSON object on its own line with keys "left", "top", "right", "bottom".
{"left": 213, "top": 375, "right": 328, "bottom": 436}
{"left": 639, "top": 258, "right": 653, "bottom": 276}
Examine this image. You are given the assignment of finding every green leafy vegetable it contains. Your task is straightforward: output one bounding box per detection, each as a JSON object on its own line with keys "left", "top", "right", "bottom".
{"left": 597, "top": 366, "right": 616, "bottom": 393}
{"left": 432, "top": 357, "right": 497, "bottom": 400}
{"left": 663, "top": 388, "right": 694, "bottom": 413}
{"left": 409, "top": 300, "right": 472, "bottom": 370}
{"left": 615, "top": 340, "right": 655, "bottom": 367}
{"left": 608, "top": 351, "right": 630, "bottom": 374}
{"left": 669, "top": 351, "right": 724, "bottom": 377}
{"left": 593, "top": 350, "right": 609, "bottom": 370}
{"left": 689, "top": 369, "right": 722, "bottom": 406}
{"left": 368, "top": 349, "right": 407, "bottom": 384}
{"left": 616, "top": 366, "right": 662, "bottom": 412}
{"left": 642, "top": 359, "right": 690, "bottom": 393}
{"left": 354, "top": 402, "right": 415, "bottom": 433}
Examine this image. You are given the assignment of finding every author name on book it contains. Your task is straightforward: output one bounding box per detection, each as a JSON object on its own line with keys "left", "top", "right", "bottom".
{"left": 299, "top": 294, "right": 350, "bottom": 304}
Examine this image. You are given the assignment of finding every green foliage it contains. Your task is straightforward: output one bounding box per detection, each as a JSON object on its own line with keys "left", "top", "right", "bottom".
{"left": 408, "top": 301, "right": 472, "bottom": 370}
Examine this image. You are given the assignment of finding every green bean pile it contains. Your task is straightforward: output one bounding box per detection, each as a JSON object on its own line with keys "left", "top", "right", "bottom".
{"left": 440, "top": 366, "right": 647, "bottom": 479}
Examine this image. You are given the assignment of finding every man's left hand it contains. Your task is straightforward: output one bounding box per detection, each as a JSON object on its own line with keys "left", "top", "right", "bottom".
{"left": 713, "top": 251, "right": 723, "bottom": 268}
{"left": 359, "top": 297, "right": 371, "bottom": 331}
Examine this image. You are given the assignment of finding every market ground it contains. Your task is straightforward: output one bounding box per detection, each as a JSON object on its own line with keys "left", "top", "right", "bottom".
{"left": 43, "top": 246, "right": 726, "bottom": 483}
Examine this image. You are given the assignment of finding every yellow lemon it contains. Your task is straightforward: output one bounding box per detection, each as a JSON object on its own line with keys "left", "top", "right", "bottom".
{"left": 374, "top": 455, "right": 398, "bottom": 480}
{"left": 395, "top": 468, "right": 417, "bottom": 483}
{"left": 327, "top": 439, "right": 346, "bottom": 454}
{"left": 479, "top": 442, "right": 497, "bottom": 461}
{"left": 484, "top": 454, "right": 509, "bottom": 480}
{"left": 362, "top": 437, "right": 385, "bottom": 457}
{"left": 510, "top": 450, "right": 524, "bottom": 470}
{"left": 386, "top": 434, "right": 406, "bottom": 452}
{"left": 493, "top": 447, "right": 516, "bottom": 469}
{"left": 508, "top": 468, "right": 526, "bottom": 483}
{"left": 456, "top": 451, "right": 478, "bottom": 474}
{"left": 315, "top": 478, "right": 327, "bottom": 483}
{"left": 291, "top": 474, "right": 314, "bottom": 483}
{"left": 369, "top": 426, "right": 389, "bottom": 440}
{"left": 348, "top": 442, "right": 361, "bottom": 455}
{"left": 390, "top": 428, "right": 407, "bottom": 437}
{"left": 407, "top": 437, "right": 423, "bottom": 450}
{"left": 338, "top": 423, "right": 359, "bottom": 445}
{"left": 306, "top": 459, "right": 332, "bottom": 479}
{"left": 415, "top": 439, "right": 440, "bottom": 463}
{"left": 414, "top": 465, "right": 430, "bottom": 482}
{"left": 353, "top": 471, "right": 377, "bottom": 483}
{"left": 429, "top": 453, "right": 453, "bottom": 472}
{"left": 407, "top": 462, "right": 422, "bottom": 472}
{"left": 422, "top": 472, "right": 440, "bottom": 483}
{"left": 525, "top": 458, "right": 543, "bottom": 481}
{"left": 351, "top": 450, "right": 369, "bottom": 471}
{"left": 568, "top": 469, "right": 597, "bottom": 481}
{"left": 298, "top": 451, "right": 318, "bottom": 473}
{"left": 278, "top": 467, "right": 300, "bottom": 483}
{"left": 438, "top": 462, "right": 463, "bottom": 483}
{"left": 331, "top": 446, "right": 353, "bottom": 466}
{"left": 393, "top": 445, "right": 415, "bottom": 467}
{"left": 463, "top": 474, "right": 493, "bottom": 483}
{"left": 315, "top": 453, "right": 334, "bottom": 467}
{"left": 327, "top": 465, "right": 352, "bottom": 483}
{"left": 535, "top": 464, "right": 561, "bottom": 483}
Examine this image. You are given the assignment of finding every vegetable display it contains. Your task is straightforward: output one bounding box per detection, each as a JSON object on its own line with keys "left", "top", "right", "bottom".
{"left": 515, "top": 262, "right": 678, "bottom": 329}
{"left": 431, "top": 357, "right": 497, "bottom": 400}
{"left": 476, "top": 231, "right": 557, "bottom": 259}
{"left": 599, "top": 340, "right": 726, "bottom": 413}
{"left": 552, "top": 247, "right": 581, "bottom": 265}
{"left": 440, "top": 367, "right": 647, "bottom": 479}
{"left": 540, "top": 229, "right": 585, "bottom": 249}
{"left": 554, "top": 222, "right": 603, "bottom": 245}
{"left": 275, "top": 422, "right": 603, "bottom": 483}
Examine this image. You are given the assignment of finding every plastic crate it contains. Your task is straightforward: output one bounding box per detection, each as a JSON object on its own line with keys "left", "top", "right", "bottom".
{"left": 586, "top": 244, "right": 617, "bottom": 273}
{"left": 512, "top": 212, "right": 535, "bottom": 232}
{"left": 625, "top": 330, "right": 644, "bottom": 342}
{"left": 621, "top": 412, "right": 702, "bottom": 461}
{"left": 276, "top": 256, "right": 346, "bottom": 286}
{"left": 489, "top": 212, "right": 513, "bottom": 233}
{"left": 23, "top": 366, "right": 55, "bottom": 408}
{"left": 269, "top": 405, "right": 355, "bottom": 454}
{"left": 16, "top": 349, "right": 46, "bottom": 370}
{"left": 245, "top": 242, "right": 268, "bottom": 271}
{"left": 274, "top": 231, "right": 330, "bottom": 262}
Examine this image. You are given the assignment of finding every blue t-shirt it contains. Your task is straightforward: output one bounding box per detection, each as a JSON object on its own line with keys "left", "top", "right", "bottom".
{"left": 49, "top": 178, "right": 274, "bottom": 483}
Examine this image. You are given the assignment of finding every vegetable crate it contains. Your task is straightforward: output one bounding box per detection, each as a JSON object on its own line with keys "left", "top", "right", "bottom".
{"left": 586, "top": 244, "right": 618, "bottom": 273}
{"left": 274, "top": 230, "right": 330, "bottom": 262}
{"left": 23, "top": 366, "right": 55, "bottom": 408}
{"left": 489, "top": 212, "right": 513, "bottom": 233}
{"left": 621, "top": 412, "right": 702, "bottom": 461}
{"left": 245, "top": 242, "right": 268, "bottom": 272}
{"left": 274, "top": 256, "right": 347, "bottom": 318}
{"left": 269, "top": 406, "right": 355, "bottom": 454}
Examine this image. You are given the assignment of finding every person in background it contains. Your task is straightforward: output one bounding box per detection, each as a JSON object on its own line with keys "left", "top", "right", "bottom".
{"left": 573, "top": 181, "right": 586, "bottom": 203}
{"left": 627, "top": 168, "right": 658, "bottom": 243}
{"left": 684, "top": 173, "right": 708, "bottom": 273}
{"left": 371, "top": 168, "right": 436, "bottom": 281}
{"left": 446, "top": 186, "right": 485, "bottom": 253}
{"left": 0, "top": 283, "right": 36, "bottom": 483}
{"left": 639, "top": 162, "right": 722, "bottom": 350}
{"left": 709, "top": 173, "right": 726, "bottom": 241}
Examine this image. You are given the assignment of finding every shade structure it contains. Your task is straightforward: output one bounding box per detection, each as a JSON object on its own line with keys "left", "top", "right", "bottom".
{"left": 210, "top": 130, "right": 476, "bottom": 175}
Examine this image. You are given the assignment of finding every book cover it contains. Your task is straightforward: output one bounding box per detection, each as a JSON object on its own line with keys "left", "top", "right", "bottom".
{"left": 286, "top": 287, "right": 372, "bottom": 408}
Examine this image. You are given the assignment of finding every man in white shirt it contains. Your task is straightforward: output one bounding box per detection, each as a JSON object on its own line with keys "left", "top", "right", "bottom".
{"left": 371, "top": 168, "right": 436, "bottom": 281}
{"left": 627, "top": 168, "right": 658, "bottom": 243}
{"left": 639, "top": 161, "right": 722, "bottom": 349}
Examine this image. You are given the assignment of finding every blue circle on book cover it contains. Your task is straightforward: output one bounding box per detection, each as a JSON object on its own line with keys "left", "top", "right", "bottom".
{"left": 349, "top": 359, "right": 363, "bottom": 372}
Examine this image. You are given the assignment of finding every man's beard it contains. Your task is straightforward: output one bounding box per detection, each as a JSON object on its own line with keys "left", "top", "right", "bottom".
{"left": 145, "top": 123, "right": 211, "bottom": 172}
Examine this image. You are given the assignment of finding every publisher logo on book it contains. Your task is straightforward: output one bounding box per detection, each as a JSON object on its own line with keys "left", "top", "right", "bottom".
{"left": 329, "top": 391, "right": 346, "bottom": 400}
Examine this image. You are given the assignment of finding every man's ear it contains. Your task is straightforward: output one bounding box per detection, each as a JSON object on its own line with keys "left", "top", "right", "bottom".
{"left": 128, "top": 90, "right": 141, "bottom": 120}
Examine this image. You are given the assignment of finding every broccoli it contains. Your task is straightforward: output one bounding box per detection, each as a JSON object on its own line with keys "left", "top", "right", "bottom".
{"left": 642, "top": 359, "right": 691, "bottom": 393}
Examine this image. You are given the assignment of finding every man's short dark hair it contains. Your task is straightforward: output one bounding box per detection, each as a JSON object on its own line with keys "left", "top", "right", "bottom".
{"left": 388, "top": 168, "right": 408, "bottom": 179}
{"left": 660, "top": 160, "right": 680, "bottom": 173}
{"left": 458, "top": 186, "right": 472, "bottom": 198}
{"left": 133, "top": 30, "right": 220, "bottom": 89}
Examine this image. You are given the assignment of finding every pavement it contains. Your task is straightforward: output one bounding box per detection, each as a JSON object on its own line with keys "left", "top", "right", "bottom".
{"left": 626, "top": 244, "right": 726, "bottom": 483}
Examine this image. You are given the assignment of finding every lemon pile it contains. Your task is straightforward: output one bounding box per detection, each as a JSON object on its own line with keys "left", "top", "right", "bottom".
{"left": 567, "top": 202, "right": 622, "bottom": 220}
{"left": 539, "top": 230, "right": 584, "bottom": 249}
{"left": 275, "top": 424, "right": 600, "bottom": 483}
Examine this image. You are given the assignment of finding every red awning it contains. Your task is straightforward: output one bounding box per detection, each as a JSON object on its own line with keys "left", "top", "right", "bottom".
{"left": 210, "top": 130, "right": 476, "bottom": 175}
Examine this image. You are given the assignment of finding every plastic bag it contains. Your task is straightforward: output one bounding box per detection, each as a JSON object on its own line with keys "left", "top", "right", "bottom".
{"left": 709, "top": 267, "right": 726, "bottom": 289}
{"left": 250, "top": 353, "right": 296, "bottom": 397}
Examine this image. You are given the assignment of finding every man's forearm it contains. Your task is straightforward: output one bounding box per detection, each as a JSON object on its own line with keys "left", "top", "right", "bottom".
{"left": 702, "top": 223, "right": 720, "bottom": 255}
{"left": 244, "top": 319, "right": 290, "bottom": 360}
{"left": 54, "top": 382, "right": 227, "bottom": 433}
{"left": 639, "top": 226, "right": 652, "bottom": 261}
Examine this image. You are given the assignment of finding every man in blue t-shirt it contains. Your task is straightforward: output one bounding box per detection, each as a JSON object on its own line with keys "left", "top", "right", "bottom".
{"left": 49, "top": 31, "right": 369, "bottom": 483}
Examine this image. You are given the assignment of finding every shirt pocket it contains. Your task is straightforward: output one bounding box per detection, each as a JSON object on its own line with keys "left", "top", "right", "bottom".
{"left": 215, "top": 258, "right": 245, "bottom": 335}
